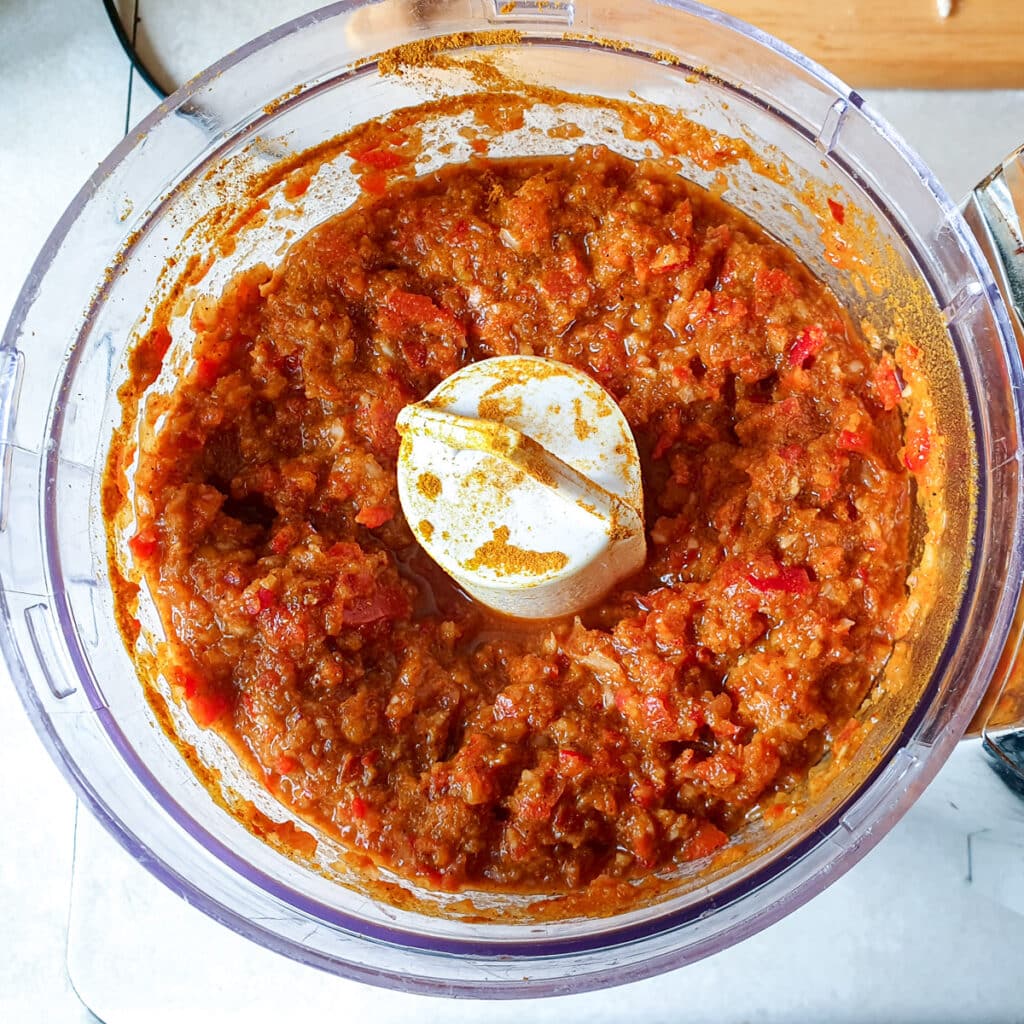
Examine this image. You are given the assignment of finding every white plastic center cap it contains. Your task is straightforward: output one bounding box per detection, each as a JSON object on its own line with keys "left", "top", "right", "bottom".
{"left": 395, "top": 355, "right": 646, "bottom": 619}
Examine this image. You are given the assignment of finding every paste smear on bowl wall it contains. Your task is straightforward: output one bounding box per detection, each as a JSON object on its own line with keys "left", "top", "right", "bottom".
{"left": 109, "top": 125, "right": 932, "bottom": 899}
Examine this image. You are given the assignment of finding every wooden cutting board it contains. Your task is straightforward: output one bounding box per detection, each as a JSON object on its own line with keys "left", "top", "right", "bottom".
{"left": 709, "top": 0, "right": 1024, "bottom": 88}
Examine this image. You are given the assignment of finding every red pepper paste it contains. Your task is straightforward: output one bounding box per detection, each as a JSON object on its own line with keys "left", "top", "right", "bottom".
{"left": 124, "top": 147, "right": 912, "bottom": 893}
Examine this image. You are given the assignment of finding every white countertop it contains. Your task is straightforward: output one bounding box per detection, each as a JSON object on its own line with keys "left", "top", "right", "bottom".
{"left": 2, "top": 2, "right": 1024, "bottom": 1019}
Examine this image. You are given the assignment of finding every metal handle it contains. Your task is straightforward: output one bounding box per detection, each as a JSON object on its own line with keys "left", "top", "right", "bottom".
{"left": 962, "top": 143, "right": 1024, "bottom": 786}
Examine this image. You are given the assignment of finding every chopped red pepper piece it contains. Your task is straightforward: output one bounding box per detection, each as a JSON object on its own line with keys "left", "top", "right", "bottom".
{"left": 630, "top": 779, "right": 659, "bottom": 809}
{"left": 257, "top": 586, "right": 276, "bottom": 611}
{"left": 342, "top": 585, "right": 409, "bottom": 626}
{"left": 827, "top": 198, "right": 846, "bottom": 225}
{"left": 176, "top": 669, "right": 199, "bottom": 700}
{"left": 710, "top": 716, "right": 743, "bottom": 740}
{"left": 189, "top": 692, "right": 231, "bottom": 727}
{"left": 360, "top": 170, "right": 389, "bottom": 195}
{"left": 128, "top": 525, "right": 159, "bottom": 560}
{"left": 355, "top": 504, "right": 393, "bottom": 529}
{"left": 746, "top": 566, "right": 811, "bottom": 595}
{"left": 174, "top": 667, "right": 230, "bottom": 727}
{"left": 683, "top": 822, "right": 729, "bottom": 862}
{"left": 194, "top": 355, "right": 222, "bottom": 389}
{"left": 872, "top": 355, "right": 903, "bottom": 411}
{"left": 613, "top": 687, "right": 635, "bottom": 716}
{"left": 399, "top": 338, "right": 428, "bottom": 369}
{"left": 354, "top": 391, "right": 405, "bottom": 460}
{"left": 283, "top": 169, "right": 312, "bottom": 200}
{"left": 838, "top": 429, "right": 869, "bottom": 453}
{"left": 709, "top": 292, "right": 748, "bottom": 323}
{"left": 641, "top": 694, "right": 679, "bottom": 740}
{"left": 755, "top": 267, "right": 801, "bottom": 299}
{"left": 787, "top": 325, "right": 826, "bottom": 368}
{"left": 903, "top": 416, "right": 931, "bottom": 472}
{"left": 515, "top": 770, "right": 564, "bottom": 822}
{"left": 650, "top": 243, "right": 691, "bottom": 275}
{"left": 327, "top": 540, "right": 363, "bottom": 562}
{"left": 558, "top": 748, "right": 593, "bottom": 776}
{"left": 385, "top": 290, "right": 464, "bottom": 334}
{"left": 351, "top": 146, "right": 405, "bottom": 170}
{"left": 270, "top": 525, "right": 297, "bottom": 556}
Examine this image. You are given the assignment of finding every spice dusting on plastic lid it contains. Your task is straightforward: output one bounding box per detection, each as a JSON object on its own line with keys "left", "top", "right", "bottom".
{"left": 396, "top": 355, "right": 646, "bottom": 619}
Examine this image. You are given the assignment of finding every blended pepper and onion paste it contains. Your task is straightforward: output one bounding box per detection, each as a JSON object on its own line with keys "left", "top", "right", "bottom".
{"left": 123, "top": 146, "right": 920, "bottom": 893}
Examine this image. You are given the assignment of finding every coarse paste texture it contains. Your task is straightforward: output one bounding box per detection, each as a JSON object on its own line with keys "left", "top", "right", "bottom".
{"left": 116, "top": 145, "right": 923, "bottom": 895}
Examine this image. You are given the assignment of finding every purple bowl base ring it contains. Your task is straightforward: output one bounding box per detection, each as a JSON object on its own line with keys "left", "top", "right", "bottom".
{"left": 2, "top": 0, "right": 1024, "bottom": 996}
{"left": 62, "top": 741, "right": 1024, "bottom": 1017}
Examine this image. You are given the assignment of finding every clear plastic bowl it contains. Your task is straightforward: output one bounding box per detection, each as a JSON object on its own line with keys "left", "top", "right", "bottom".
{"left": 3, "top": 0, "right": 1023, "bottom": 998}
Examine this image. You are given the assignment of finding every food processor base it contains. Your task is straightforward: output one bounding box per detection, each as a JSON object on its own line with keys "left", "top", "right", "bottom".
{"left": 65, "top": 743, "right": 1024, "bottom": 1020}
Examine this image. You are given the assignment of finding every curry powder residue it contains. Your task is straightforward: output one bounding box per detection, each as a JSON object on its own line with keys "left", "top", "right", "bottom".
{"left": 370, "top": 31, "right": 524, "bottom": 77}
{"left": 419, "top": 519, "right": 435, "bottom": 541}
{"left": 511, "top": 435, "right": 558, "bottom": 488}
{"left": 573, "top": 397, "right": 596, "bottom": 440}
{"left": 478, "top": 393, "right": 524, "bottom": 422}
{"left": 417, "top": 471, "right": 442, "bottom": 500}
{"left": 478, "top": 374, "right": 525, "bottom": 422}
{"left": 464, "top": 525, "right": 569, "bottom": 577}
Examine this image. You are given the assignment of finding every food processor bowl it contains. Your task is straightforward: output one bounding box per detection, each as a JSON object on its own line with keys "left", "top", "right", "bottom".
{"left": 3, "top": 0, "right": 1024, "bottom": 997}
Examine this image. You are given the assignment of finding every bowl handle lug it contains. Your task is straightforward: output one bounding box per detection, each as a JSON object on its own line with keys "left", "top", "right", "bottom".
{"left": 481, "top": 0, "right": 575, "bottom": 26}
